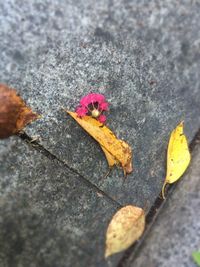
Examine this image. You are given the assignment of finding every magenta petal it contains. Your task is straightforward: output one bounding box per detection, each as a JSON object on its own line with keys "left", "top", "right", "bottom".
{"left": 98, "top": 114, "right": 106, "bottom": 123}
{"left": 80, "top": 94, "right": 92, "bottom": 107}
{"left": 76, "top": 106, "right": 87, "bottom": 117}
{"left": 91, "top": 93, "right": 105, "bottom": 104}
{"left": 99, "top": 102, "right": 109, "bottom": 111}
{"left": 80, "top": 93, "right": 106, "bottom": 106}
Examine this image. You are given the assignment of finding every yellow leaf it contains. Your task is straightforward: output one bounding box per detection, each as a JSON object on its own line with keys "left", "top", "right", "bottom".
{"left": 105, "top": 205, "right": 145, "bottom": 258}
{"left": 101, "top": 146, "right": 119, "bottom": 168}
{"left": 66, "top": 111, "right": 133, "bottom": 175}
{"left": 162, "top": 121, "right": 191, "bottom": 199}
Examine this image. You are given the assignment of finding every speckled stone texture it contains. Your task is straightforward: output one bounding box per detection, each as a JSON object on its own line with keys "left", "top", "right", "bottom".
{"left": 127, "top": 143, "right": 200, "bottom": 267}
{"left": 0, "top": 137, "right": 120, "bottom": 267}
{"left": 1, "top": 0, "right": 200, "bottom": 207}
{"left": 0, "top": 0, "right": 200, "bottom": 266}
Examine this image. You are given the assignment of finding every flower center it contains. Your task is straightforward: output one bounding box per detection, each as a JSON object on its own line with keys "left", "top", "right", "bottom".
{"left": 91, "top": 109, "right": 100, "bottom": 118}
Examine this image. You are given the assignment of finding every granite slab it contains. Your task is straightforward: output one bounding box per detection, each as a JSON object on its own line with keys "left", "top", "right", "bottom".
{"left": 0, "top": 137, "right": 121, "bottom": 267}
{"left": 125, "top": 142, "right": 200, "bottom": 267}
{"left": 1, "top": 1, "right": 200, "bottom": 207}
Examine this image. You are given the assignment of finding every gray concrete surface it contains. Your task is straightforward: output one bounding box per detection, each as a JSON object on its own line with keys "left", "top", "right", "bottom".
{"left": 0, "top": 137, "right": 121, "bottom": 267}
{"left": 126, "top": 143, "right": 200, "bottom": 267}
{"left": 1, "top": 0, "right": 200, "bottom": 207}
{"left": 0, "top": 0, "right": 200, "bottom": 266}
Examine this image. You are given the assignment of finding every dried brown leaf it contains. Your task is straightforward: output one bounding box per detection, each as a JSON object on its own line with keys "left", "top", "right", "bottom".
{"left": 0, "top": 84, "right": 39, "bottom": 138}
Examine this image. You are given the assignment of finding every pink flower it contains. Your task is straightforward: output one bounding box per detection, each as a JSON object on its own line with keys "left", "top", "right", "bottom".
{"left": 99, "top": 102, "right": 109, "bottom": 111}
{"left": 76, "top": 93, "right": 109, "bottom": 123}
{"left": 98, "top": 114, "right": 106, "bottom": 123}
{"left": 75, "top": 106, "right": 87, "bottom": 117}
{"left": 80, "top": 93, "right": 105, "bottom": 107}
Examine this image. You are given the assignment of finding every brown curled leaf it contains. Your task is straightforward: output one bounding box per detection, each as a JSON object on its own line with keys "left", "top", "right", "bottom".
{"left": 0, "top": 84, "right": 39, "bottom": 139}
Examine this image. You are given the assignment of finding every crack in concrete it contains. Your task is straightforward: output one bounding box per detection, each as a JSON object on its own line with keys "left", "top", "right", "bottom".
{"left": 17, "top": 131, "right": 122, "bottom": 208}
{"left": 17, "top": 127, "right": 200, "bottom": 266}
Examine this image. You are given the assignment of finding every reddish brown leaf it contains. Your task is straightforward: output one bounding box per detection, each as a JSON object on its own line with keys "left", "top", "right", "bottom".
{"left": 0, "top": 84, "right": 39, "bottom": 139}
